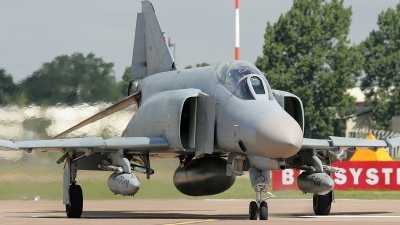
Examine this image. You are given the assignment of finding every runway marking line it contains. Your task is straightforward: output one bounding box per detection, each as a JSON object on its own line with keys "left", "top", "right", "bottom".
{"left": 163, "top": 219, "right": 218, "bottom": 225}
{"left": 301, "top": 215, "right": 400, "bottom": 218}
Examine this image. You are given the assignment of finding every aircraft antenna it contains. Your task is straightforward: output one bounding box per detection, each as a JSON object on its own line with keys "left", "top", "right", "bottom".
{"left": 235, "top": 0, "right": 240, "bottom": 60}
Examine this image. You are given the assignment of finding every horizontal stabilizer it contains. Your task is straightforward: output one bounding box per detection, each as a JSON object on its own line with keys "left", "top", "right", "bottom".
{"left": 52, "top": 92, "right": 140, "bottom": 139}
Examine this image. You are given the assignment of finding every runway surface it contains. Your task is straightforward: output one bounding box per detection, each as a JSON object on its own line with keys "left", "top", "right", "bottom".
{"left": 0, "top": 199, "right": 400, "bottom": 224}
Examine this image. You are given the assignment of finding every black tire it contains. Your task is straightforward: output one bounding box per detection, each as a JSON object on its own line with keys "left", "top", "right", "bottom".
{"left": 66, "top": 185, "right": 83, "bottom": 218}
{"left": 259, "top": 201, "right": 268, "bottom": 220}
{"left": 313, "top": 191, "right": 332, "bottom": 215}
{"left": 249, "top": 201, "right": 258, "bottom": 220}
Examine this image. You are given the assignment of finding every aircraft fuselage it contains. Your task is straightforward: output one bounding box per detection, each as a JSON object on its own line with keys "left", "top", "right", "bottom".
{"left": 124, "top": 61, "right": 303, "bottom": 160}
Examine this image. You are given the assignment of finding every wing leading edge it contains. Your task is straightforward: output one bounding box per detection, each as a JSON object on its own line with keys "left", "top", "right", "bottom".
{"left": 302, "top": 136, "right": 400, "bottom": 150}
{"left": 0, "top": 137, "right": 169, "bottom": 153}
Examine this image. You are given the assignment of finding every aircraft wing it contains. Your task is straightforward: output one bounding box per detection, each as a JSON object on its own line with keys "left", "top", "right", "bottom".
{"left": 302, "top": 136, "right": 400, "bottom": 150}
{"left": 0, "top": 137, "right": 169, "bottom": 153}
{"left": 0, "top": 91, "right": 173, "bottom": 157}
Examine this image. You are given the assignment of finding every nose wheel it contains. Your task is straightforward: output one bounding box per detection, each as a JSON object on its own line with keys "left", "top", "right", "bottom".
{"left": 259, "top": 201, "right": 268, "bottom": 220}
{"left": 249, "top": 200, "right": 268, "bottom": 220}
{"left": 249, "top": 201, "right": 258, "bottom": 220}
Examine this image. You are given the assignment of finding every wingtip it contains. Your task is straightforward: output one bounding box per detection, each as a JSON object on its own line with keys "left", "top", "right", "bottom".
{"left": 386, "top": 136, "right": 400, "bottom": 148}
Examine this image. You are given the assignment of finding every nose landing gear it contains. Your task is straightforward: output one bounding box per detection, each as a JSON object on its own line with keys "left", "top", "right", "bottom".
{"left": 248, "top": 184, "right": 275, "bottom": 220}
{"left": 248, "top": 167, "right": 275, "bottom": 220}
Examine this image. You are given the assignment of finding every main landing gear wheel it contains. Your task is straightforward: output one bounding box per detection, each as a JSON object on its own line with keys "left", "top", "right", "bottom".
{"left": 66, "top": 184, "right": 83, "bottom": 218}
{"left": 249, "top": 201, "right": 258, "bottom": 220}
{"left": 259, "top": 201, "right": 268, "bottom": 220}
{"left": 313, "top": 190, "right": 332, "bottom": 215}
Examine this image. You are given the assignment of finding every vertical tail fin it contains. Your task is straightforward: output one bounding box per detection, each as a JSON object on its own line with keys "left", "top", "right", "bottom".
{"left": 131, "top": 1, "right": 176, "bottom": 79}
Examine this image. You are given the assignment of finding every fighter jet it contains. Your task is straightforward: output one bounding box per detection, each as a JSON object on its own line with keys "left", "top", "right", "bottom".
{"left": 1, "top": 0, "right": 400, "bottom": 220}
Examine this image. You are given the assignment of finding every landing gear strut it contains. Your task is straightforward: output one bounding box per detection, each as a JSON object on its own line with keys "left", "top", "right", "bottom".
{"left": 248, "top": 167, "right": 274, "bottom": 220}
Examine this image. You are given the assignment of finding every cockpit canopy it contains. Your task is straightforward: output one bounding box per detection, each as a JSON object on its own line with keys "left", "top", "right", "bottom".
{"left": 216, "top": 61, "right": 273, "bottom": 100}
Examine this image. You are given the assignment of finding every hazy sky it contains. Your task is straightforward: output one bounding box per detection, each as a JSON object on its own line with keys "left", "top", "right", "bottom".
{"left": 1, "top": 0, "right": 399, "bottom": 82}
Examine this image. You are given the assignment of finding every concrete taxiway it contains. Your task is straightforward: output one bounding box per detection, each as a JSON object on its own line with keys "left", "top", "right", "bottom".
{"left": 0, "top": 199, "right": 399, "bottom": 225}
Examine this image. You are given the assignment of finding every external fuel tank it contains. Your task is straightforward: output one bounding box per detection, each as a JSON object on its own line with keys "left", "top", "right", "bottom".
{"left": 173, "top": 157, "right": 235, "bottom": 196}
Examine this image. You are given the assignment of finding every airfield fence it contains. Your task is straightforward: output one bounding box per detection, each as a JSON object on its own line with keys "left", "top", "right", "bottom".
{"left": 347, "top": 129, "right": 400, "bottom": 158}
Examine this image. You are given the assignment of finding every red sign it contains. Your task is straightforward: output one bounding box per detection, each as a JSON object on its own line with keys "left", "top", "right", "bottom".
{"left": 272, "top": 162, "right": 400, "bottom": 190}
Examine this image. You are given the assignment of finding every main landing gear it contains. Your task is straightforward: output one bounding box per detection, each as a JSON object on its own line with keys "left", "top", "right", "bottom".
{"left": 66, "top": 184, "right": 83, "bottom": 218}
{"left": 61, "top": 150, "right": 135, "bottom": 218}
{"left": 313, "top": 190, "right": 333, "bottom": 215}
{"left": 63, "top": 154, "right": 84, "bottom": 218}
{"left": 248, "top": 167, "right": 275, "bottom": 220}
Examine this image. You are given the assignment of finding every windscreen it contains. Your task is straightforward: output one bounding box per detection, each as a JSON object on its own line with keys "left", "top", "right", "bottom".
{"left": 217, "top": 61, "right": 263, "bottom": 89}
{"left": 250, "top": 77, "right": 265, "bottom": 94}
{"left": 235, "top": 78, "right": 254, "bottom": 100}
{"left": 217, "top": 61, "right": 270, "bottom": 100}
{"left": 217, "top": 62, "right": 265, "bottom": 97}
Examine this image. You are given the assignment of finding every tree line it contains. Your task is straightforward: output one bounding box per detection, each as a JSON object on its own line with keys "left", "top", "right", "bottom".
{"left": 256, "top": 0, "right": 400, "bottom": 137}
{"left": 0, "top": 55, "right": 211, "bottom": 107}
{"left": 0, "top": 53, "right": 128, "bottom": 107}
{"left": 1, "top": 0, "right": 399, "bottom": 138}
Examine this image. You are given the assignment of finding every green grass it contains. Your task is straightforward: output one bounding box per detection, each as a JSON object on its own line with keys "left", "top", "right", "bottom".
{"left": 1, "top": 157, "right": 400, "bottom": 200}
{"left": 2, "top": 178, "right": 400, "bottom": 201}
{"left": 334, "top": 189, "right": 400, "bottom": 199}
{"left": 0, "top": 173, "right": 256, "bottom": 200}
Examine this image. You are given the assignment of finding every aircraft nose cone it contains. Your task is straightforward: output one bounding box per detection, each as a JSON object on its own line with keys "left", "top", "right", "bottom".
{"left": 256, "top": 115, "right": 303, "bottom": 158}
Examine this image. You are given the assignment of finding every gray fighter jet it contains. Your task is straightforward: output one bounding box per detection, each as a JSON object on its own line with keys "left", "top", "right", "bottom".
{"left": 1, "top": 0, "right": 400, "bottom": 220}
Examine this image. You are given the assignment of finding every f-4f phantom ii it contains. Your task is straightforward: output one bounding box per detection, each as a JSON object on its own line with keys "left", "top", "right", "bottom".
{"left": 1, "top": 0, "right": 400, "bottom": 220}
